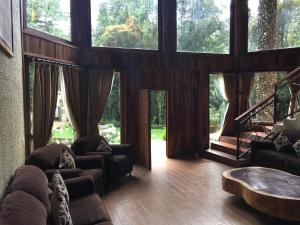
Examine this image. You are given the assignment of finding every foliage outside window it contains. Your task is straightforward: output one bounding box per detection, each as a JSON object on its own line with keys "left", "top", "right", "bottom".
{"left": 150, "top": 91, "right": 166, "bottom": 141}
{"left": 177, "top": 0, "right": 230, "bottom": 53}
{"left": 248, "top": 0, "right": 300, "bottom": 52}
{"left": 100, "top": 72, "right": 121, "bottom": 144}
{"left": 91, "top": 0, "right": 158, "bottom": 49}
{"left": 209, "top": 74, "right": 228, "bottom": 138}
{"left": 26, "top": 0, "right": 71, "bottom": 40}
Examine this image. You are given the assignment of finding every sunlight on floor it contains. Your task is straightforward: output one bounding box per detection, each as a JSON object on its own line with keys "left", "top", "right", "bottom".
{"left": 151, "top": 140, "right": 166, "bottom": 167}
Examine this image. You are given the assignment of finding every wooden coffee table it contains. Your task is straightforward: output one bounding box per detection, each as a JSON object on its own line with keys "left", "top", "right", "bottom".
{"left": 222, "top": 167, "right": 300, "bottom": 221}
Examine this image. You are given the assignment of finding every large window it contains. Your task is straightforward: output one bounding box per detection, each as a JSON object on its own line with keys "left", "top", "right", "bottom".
{"left": 91, "top": 0, "right": 158, "bottom": 49}
{"left": 248, "top": 0, "right": 300, "bottom": 52}
{"left": 177, "top": 0, "right": 231, "bottom": 53}
{"left": 26, "top": 0, "right": 71, "bottom": 40}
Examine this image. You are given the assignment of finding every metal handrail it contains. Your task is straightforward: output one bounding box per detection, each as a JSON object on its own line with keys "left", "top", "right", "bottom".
{"left": 234, "top": 66, "right": 300, "bottom": 161}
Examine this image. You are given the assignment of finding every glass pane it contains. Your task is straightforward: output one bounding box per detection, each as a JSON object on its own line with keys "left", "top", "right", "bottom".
{"left": 248, "top": 0, "right": 300, "bottom": 52}
{"left": 100, "top": 72, "right": 121, "bottom": 144}
{"left": 177, "top": 0, "right": 231, "bottom": 53}
{"left": 91, "top": 0, "right": 158, "bottom": 49}
{"left": 26, "top": 0, "right": 71, "bottom": 40}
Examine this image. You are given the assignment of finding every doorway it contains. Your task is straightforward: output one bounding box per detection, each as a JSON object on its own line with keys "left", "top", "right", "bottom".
{"left": 209, "top": 74, "right": 228, "bottom": 141}
{"left": 150, "top": 90, "right": 167, "bottom": 167}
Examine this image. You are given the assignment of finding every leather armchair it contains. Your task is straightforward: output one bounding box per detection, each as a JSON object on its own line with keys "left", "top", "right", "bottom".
{"left": 25, "top": 144, "right": 105, "bottom": 195}
{"left": 71, "top": 135, "right": 133, "bottom": 187}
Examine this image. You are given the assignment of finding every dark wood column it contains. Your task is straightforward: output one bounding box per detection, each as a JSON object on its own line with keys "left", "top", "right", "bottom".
{"left": 160, "top": 0, "right": 177, "bottom": 67}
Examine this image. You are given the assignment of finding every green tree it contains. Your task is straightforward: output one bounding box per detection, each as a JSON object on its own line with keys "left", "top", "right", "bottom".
{"left": 177, "top": 0, "right": 230, "bottom": 53}
{"left": 27, "top": 0, "right": 70, "bottom": 40}
{"left": 93, "top": 0, "right": 158, "bottom": 49}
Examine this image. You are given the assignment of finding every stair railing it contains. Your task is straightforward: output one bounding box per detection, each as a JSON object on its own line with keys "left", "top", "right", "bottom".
{"left": 234, "top": 66, "right": 300, "bottom": 161}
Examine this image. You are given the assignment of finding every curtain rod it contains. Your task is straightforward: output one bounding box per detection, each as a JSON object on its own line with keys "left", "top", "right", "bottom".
{"left": 27, "top": 56, "right": 121, "bottom": 70}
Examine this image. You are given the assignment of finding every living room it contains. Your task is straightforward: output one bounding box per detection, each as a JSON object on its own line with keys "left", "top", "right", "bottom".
{"left": 0, "top": 0, "right": 300, "bottom": 225}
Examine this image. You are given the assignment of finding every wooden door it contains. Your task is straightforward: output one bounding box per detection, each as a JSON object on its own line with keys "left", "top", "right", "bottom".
{"left": 138, "top": 89, "right": 151, "bottom": 169}
{"left": 167, "top": 90, "right": 195, "bottom": 158}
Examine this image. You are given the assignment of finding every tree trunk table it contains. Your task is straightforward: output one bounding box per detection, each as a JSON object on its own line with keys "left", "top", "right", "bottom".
{"left": 222, "top": 167, "right": 300, "bottom": 221}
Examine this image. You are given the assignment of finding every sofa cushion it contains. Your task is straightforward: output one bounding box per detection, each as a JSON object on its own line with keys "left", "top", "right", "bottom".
{"left": 71, "top": 135, "right": 103, "bottom": 155}
{"left": 273, "top": 133, "right": 292, "bottom": 151}
{"left": 59, "top": 149, "right": 76, "bottom": 169}
{"left": 26, "top": 144, "right": 75, "bottom": 170}
{"left": 283, "top": 156, "right": 300, "bottom": 175}
{"left": 51, "top": 184, "right": 73, "bottom": 225}
{"left": 52, "top": 171, "right": 69, "bottom": 204}
{"left": 255, "top": 150, "right": 289, "bottom": 169}
{"left": 11, "top": 165, "right": 51, "bottom": 214}
{"left": 69, "top": 193, "right": 111, "bottom": 225}
{"left": 0, "top": 191, "right": 47, "bottom": 225}
{"left": 292, "top": 139, "right": 300, "bottom": 157}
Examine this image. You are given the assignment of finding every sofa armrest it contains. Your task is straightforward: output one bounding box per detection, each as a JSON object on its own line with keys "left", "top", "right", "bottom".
{"left": 45, "top": 168, "right": 82, "bottom": 182}
{"left": 75, "top": 155, "right": 105, "bottom": 170}
{"left": 110, "top": 144, "right": 132, "bottom": 155}
{"left": 250, "top": 140, "right": 275, "bottom": 150}
{"left": 64, "top": 176, "right": 95, "bottom": 200}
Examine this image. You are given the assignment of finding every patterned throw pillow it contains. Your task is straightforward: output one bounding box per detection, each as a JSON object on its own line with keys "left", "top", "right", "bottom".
{"left": 59, "top": 149, "right": 75, "bottom": 169}
{"left": 52, "top": 171, "right": 69, "bottom": 204}
{"left": 96, "top": 138, "right": 112, "bottom": 152}
{"left": 292, "top": 139, "right": 300, "bottom": 157}
{"left": 51, "top": 172, "right": 73, "bottom": 225}
{"left": 273, "top": 133, "right": 292, "bottom": 151}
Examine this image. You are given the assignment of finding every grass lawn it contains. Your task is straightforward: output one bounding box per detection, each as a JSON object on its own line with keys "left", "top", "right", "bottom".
{"left": 51, "top": 125, "right": 165, "bottom": 142}
{"left": 151, "top": 128, "right": 165, "bottom": 141}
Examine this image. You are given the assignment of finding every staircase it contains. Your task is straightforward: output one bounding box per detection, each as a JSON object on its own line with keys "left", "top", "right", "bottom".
{"left": 203, "top": 66, "right": 300, "bottom": 167}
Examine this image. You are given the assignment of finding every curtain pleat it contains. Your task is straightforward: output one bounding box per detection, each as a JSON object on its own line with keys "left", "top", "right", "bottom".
{"left": 239, "top": 73, "right": 254, "bottom": 115}
{"left": 221, "top": 73, "right": 239, "bottom": 136}
{"left": 33, "top": 62, "right": 59, "bottom": 149}
{"left": 87, "top": 69, "right": 114, "bottom": 136}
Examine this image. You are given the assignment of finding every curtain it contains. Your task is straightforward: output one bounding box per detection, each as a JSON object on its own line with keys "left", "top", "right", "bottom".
{"left": 63, "top": 67, "right": 88, "bottom": 137}
{"left": 221, "top": 73, "right": 239, "bottom": 136}
{"left": 33, "top": 62, "right": 59, "bottom": 149}
{"left": 289, "top": 77, "right": 300, "bottom": 118}
{"left": 239, "top": 73, "right": 254, "bottom": 115}
{"left": 87, "top": 69, "right": 114, "bottom": 136}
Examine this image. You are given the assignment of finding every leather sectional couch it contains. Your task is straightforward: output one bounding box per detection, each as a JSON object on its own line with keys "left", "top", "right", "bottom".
{"left": 0, "top": 165, "right": 112, "bottom": 225}
{"left": 250, "top": 130, "right": 300, "bottom": 175}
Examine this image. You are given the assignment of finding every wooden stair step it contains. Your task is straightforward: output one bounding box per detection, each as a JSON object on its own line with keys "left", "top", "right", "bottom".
{"left": 242, "top": 131, "right": 268, "bottom": 138}
{"left": 210, "top": 140, "right": 248, "bottom": 155}
{"left": 202, "top": 149, "right": 249, "bottom": 167}
{"left": 219, "top": 136, "right": 251, "bottom": 148}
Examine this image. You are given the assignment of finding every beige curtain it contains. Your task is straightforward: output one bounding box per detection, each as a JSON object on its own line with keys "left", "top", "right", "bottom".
{"left": 239, "top": 73, "right": 254, "bottom": 115}
{"left": 221, "top": 73, "right": 239, "bottom": 136}
{"left": 63, "top": 67, "right": 88, "bottom": 137}
{"left": 87, "top": 69, "right": 114, "bottom": 135}
{"left": 33, "top": 62, "right": 59, "bottom": 149}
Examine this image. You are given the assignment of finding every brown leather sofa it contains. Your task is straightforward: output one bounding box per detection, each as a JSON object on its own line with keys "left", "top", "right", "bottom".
{"left": 26, "top": 144, "right": 106, "bottom": 195}
{"left": 0, "top": 165, "right": 112, "bottom": 225}
{"left": 71, "top": 135, "right": 133, "bottom": 186}
{"left": 250, "top": 130, "right": 300, "bottom": 175}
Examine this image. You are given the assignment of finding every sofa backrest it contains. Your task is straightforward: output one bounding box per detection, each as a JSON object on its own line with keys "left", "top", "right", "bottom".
{"left": 282, "top": 129, "right": 300, "bottom": 143}
{"left": 0, "top": 165, "right": 50, "bottom": 225}
{"left": 26, "top": 144, "right": 75, "bottom": 170}
{"left": 71, "top": 135, "right": 103, "bottom": 155}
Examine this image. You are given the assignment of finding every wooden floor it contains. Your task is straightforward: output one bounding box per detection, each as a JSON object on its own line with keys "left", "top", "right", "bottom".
{"left": 103, "top": 148, "right": 298, "bottom": 225}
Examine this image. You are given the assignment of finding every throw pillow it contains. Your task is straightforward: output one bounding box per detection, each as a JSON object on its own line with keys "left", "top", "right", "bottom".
{"left": 52, "top": 171, "right": 69, "bottom": 204}
{"left": 51, "top": 189, "right": 73, "bottom": 225}
{"left": 292, "top": 139, "right": 300, "bottom": 157}
{"left": 273, "top": 133, "right": 292, "bottom": 152}
{"left": 59, "top": 149, "right": 75, "bottom": 169}
{"left": 96, "top": 138, "right": 112, "bottom": 152}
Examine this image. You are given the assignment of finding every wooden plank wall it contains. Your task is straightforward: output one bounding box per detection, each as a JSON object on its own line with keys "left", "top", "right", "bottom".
{"left": 22, "top": 0, "right": 300, "bottom": 167}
